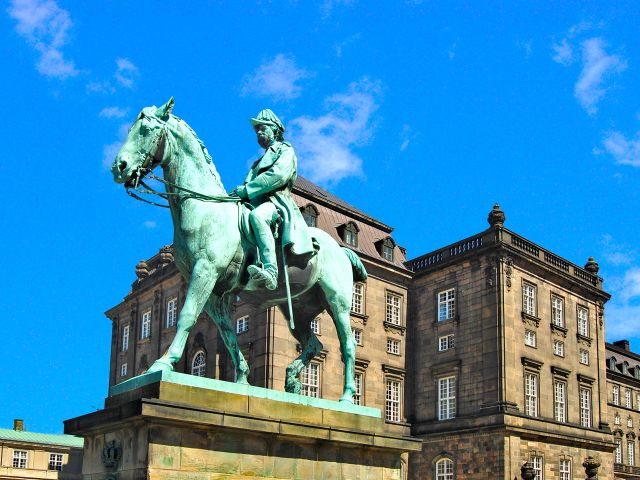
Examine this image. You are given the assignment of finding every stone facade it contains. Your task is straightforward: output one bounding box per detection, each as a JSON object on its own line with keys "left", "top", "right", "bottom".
{"left": 606, "top": 340, "right": 640, "bottom": 478}
{"left": 105, "top": 178, "right": 623, "bottom": 478}
{"left": 0, "top": 420, "right": 83, "bottom": 479}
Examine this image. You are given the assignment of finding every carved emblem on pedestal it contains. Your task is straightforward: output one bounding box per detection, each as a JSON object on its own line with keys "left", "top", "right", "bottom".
{"left": 102, "top": 439, "right": 122, "bottom": 479}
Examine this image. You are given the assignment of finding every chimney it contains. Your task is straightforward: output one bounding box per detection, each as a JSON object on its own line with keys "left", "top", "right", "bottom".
{"left": 614, "top": 340, "right": 630, "bottom": 351}
{"left": 13, "top": 419, "right": 24, "bottom": 431}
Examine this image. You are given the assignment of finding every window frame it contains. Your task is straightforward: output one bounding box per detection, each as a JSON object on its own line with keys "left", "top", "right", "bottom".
{"left": 524, "top": 372, "right": 539, "bottom": 417}
{"left": 438, "top": 376, "right": 456, "bottom": 421}
{"left": 343, "top": 222, "right": 359, "bottom": 247}
{"left": 553, "top": 380, "right": 566, "bottom": 422}
{"left": 626, "top": 389, "right": 633, "bottom": 409}
{"left": 524, "top": 329, "right": 537, "bottom": 348}
{"left": 12, "top": 450, "right": 27, "bottom": 469}
{"left": 577, "top": 306, "right": 589, "bottom": 337}
{"left": 140, "top": 310, "right": 151, "bottom": 340}
{"left": 122, "top": 324, "right": 129, "bottom": 352}
{"left": 352, "top": 328, "right": 363, "bottom": 346}
{"left": 49, "top": 453, "right": 64, "bottom": 471}
{"left": 553, "top": 340, "right": 565, "bottom": 357}
{"left": 352, "top": 283, "right": 365, "bottom": 315}
{"left": 120, "top": 363, "right": 127, "bottom": 377}
{"left": 166, "top": 297, "right": 178, "bottom": 328}
{"left": 435, "top": 458, "right": 454, "bottom": 480}
{"left": 385, "top": 378, "right": 402, "bottom": 422}
{"left": 522, "top": 282, "right": 537, "bottom": 317}
{"left": 385, "top": 291, "right": 402, "bottom": 326}
{"left": 551, "top": 294, "right": 565, "bottom": 328}
{"left": 437, "top": 288, "right": 456, "bottom": 322}
{"left": 438, "top": 334, "right": 455, "bottom": 352}
{"left": 387, "top": 338, "right": 400, "bottom": 355}
{"left": 579, "top": 387, "right": 592, "bottom": 428}
{"left": 615, "top": 438, "right": 623, "bottom": 464}
{"left": 191, "top": 350, "right": 206, "bottom": 377}
{"left": 236, "top": 315, "right": 249, "bottom": 334}
{"left": 559, "top": 458, "right": 570, "bottom": 480}
{"left": 354, "top": 371, "right": 364, "bottom": 406}
{"left": 579, "top": 348, "right": 589, "bottom": 365}
{"left": 613, "top": 384, "right": 620, "bottom": 405}
{"left": 301, "top": 362, "right": 320, "bottom": 398}
{"left": 301, "top": 204, "right": 318, "bottom": 228}
{"left": 629, "top": 440, "right": 636, "bottom": 466}
{"left": 531, "top": 455, "right": 543, "bottom": 480}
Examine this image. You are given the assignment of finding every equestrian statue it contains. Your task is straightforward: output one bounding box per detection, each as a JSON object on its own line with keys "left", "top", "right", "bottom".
{"left": 111, "top": 98, "right": 367, "bottom": 402}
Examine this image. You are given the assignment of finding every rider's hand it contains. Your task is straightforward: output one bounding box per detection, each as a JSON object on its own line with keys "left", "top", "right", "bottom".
{"left": 231, "top": 185, "right": 248, "bottom": 200}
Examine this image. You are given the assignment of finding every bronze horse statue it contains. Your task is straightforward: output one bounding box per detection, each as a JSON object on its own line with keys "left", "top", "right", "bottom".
{"left": 111, "top": 98, "right": 367, "bottom": 402}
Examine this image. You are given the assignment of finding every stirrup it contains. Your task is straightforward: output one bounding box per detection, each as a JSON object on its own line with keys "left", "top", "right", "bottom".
{"left": 248, "top": 265, "right": 277, "bottom": 290}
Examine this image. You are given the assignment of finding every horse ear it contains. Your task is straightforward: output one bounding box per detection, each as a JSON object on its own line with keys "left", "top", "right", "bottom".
{"left": 156, "top": 97, "right": 175, "bottom": 119}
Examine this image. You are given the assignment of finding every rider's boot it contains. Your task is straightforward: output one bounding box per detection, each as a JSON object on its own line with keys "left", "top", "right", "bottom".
{"left": 249, "top": 220, "right": 278, "bottom": 290}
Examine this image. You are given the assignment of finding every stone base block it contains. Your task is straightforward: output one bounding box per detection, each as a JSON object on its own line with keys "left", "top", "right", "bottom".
{"left": 64, "top": 371, "right": 421, "bottom": 479}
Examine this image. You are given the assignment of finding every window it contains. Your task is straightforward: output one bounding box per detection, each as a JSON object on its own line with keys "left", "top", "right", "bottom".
{"left": 387, "top": 338, "right": 400, "bottom": 355}
{"left": 166, "top": 297, "right": 177, "bottom": 327}
{"left": 12, "top": 450, "right": 27, "bottom": 468}
{"left": 381, "top": 239, "right": 394, "bottom": 262}
{"left": 343, "top": 223, "right": 358, "bottom": 247}
{"left": 310, "top": 318, "right": 320, "bottom": 335}
{"left": 353, "top": 328, "right": 362, "bottom": 345}
{"left": 551, "top": 295, "right": 564, "bottom": 327}
{"left": 628, "top": 417, "right": 634, "bottom": 428}
{"left": 354, "top": 372, "right": 363, "bottom": 406}
{"left": 438, "top": 376, "right": 456, "bottom": 420}
{"left": 579, "top": 349, "right": 589, "bottom": 365}
{"left": 301, "top": 205, "right": 318, "bottom": 227}
{"left": 559, "top": 459, "right": 570, "bottom": 480}
{"left": 615, "top": 438, "right": 623, "bottom": 464}
{"left": 615, "top": 413, "right": 621, "bottom": 425}
{"left": 553, "top": 340, "right": 565, "bottom": 357}
{"left": 120, "top": 363, "right": 127, "bottom": 377}
{"left": 531, "top": 455, "right": 543, "bottom": 480}
{"left": 524, "top": 329, "right": 537, "bottom": 347}
{"left": 636, "top": 393, "right": 640, "bottom": 411}
{"left": 580, "top": 388, "right": 592, "bottom": 427}
{"left": 629, "top": 441, "right": 636, "bottom": 466}
{"left": 236, "top": 315, "right": 249, "bottom": 334}
{"left": 301, "top": 363, "right": 320, "bottom": 398}
{"left": 438, "top": 334, "right": 455, "bottom": 352}
{"left": 49, "top": 453, "right": 63, "bottom": 471}
{"left": 122, "top": 325, "right": 129, "bottom": 352}
{"left": 191, "top": 351, "right": 206, "bottom": 377}
{"left": 140, "top": 310, "right": 151, "bottom": 339}
{"left": 525, "top": 373, "right": 538, "bottom": 417}
{"left": 435, "top": 458, "right": 454, "bottom": 480}
{"left": 523, "top": 283, "right": 537, "bottom": 316}
{"left": 352, "top": 283, "right": 364, "bottom": 314}
{"left": 626, "top": 390, "right": 633, "bottom": 409}
{"left": 577, "top": 306, "right": 589, "bottom": 337}
{"left": 385, "top": 379, "right": 401, "bottom": 422}
{"left": 554, "top": 381, "right": 566, "bottom": 422}
{"left": 613, "top": 385, "right": 620, "bottom": 405}
{"left": 438, "top": 288, "right": 456, "bottom": 321}
{"left": 386, "top": 293, "right": 402, "bottom": 325}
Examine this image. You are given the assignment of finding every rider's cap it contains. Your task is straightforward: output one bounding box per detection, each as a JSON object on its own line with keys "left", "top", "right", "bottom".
{"left": 250, "top": 109, "right": 285, "bottom": 133}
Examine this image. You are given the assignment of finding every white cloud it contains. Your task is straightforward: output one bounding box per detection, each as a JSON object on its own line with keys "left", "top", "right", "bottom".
{"left": 241, "top": 54, "right": 312, "bottom": 102}
{"left": 334, "top": 33, "right": 361, "bottom": 58}
{"left": 602, "top": 130, "right": 640, "bottom": 167}
{"left": 102, "top": 123, "right": 130, "bottom": 169}
{"left": 288, "top": 78, "right": 382, "bottom": 185}
{"left": 601, "top": 234, "right": 636, "bottom": 266}
{"left": 8, "top": 0, "right": 78, "bottom": 79}
{"left": 552, "top": 39, "right": 573, "bottom": 65}
{"left": 143, "top": 220, "right": 157, "bottom": 229}
{"left": 606, "top": 304, "right": 640, "bottom": 341}
{"left": 620, "top": 268, "right": 640, "bottom": 303}
{"left": 99, "top": 106, "right": 129, "bottom": 119}
{"left": 399, "top": 124, "right": 418, "bottom": 152}
{"left": 86, "top": 80, "right": 115, "bottom": 94}
{"left": 114, "top": 58, "right": 139, "bottom": 88}
{"left": 320, "top": 0, "right": 355, "bottom": 18}
{"left": 574, "top": 37, "right": 627, "bottom": 115}
{"left": 447, "top": 42, "right": 457, "bottom": 60}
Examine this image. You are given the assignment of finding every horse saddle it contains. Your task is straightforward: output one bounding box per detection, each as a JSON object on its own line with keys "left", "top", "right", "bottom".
{"left": 227, "top": 204, "right": 320, "bottom": 304}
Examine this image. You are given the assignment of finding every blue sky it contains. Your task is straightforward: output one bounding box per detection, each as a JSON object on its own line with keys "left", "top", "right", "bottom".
{"left": 1, "top": 1, "right": 639, "bottom": 434}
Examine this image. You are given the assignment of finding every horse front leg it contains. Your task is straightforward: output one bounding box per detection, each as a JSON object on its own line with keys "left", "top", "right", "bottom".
{"left": 148, "top": 260, "right": 217, "bottom": 373}
{"left": 204, "top": 295, "right": 249, "bottom": 384}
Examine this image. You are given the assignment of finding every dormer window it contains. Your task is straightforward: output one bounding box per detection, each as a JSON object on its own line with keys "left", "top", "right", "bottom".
{"left": 342, "top": 222, "right": 359, "bottom": 247}
{"left": 301, "top": 204, "right": 319, "bottom": 228}
{"left": 376, "top": 237, "right": 396, "bottom": 262}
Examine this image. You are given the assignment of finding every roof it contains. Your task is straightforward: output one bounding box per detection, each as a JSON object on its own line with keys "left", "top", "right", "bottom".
{"left": 0, "top": 428, "right": 84, "bottom": 448}
{"left": 293, "top": 176, "right": 393, "bottom": 232}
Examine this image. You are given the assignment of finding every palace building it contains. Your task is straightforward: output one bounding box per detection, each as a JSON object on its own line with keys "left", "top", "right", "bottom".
{"left": 105, "top": 176, "right": 626, "bottom": 479}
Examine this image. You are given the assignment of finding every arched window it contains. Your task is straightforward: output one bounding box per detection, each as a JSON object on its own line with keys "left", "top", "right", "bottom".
{"left": 301, "top": 205, "right": 319, "bottom": 228}
{"left": 191, "top": 351, "right": 206, "bottom": 377}
{"left": 435, "top": 458, "right": 454, "bottom": 480}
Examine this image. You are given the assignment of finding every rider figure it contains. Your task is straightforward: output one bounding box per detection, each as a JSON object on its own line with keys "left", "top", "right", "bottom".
{"left": 231, "top": 109, "right": 315, "bottom": 290}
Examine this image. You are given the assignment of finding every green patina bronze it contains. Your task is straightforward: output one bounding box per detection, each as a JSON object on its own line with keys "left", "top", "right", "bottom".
{"left": 111, "top": 98, "right": 367, "bottom": 402}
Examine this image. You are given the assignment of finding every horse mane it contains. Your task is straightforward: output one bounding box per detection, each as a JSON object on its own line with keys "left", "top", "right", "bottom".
{"left": 172, "top": 114, "right": 225, "bottom": 191}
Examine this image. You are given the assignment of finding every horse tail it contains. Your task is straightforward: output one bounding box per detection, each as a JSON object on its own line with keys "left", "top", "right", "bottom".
{"left": 342, "top": 247, "right": 368, "bottom": 282}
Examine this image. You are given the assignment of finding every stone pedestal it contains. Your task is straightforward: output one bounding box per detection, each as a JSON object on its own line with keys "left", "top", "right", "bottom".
{"left": 64, "top": 371, "right": 421, "bottom": 479}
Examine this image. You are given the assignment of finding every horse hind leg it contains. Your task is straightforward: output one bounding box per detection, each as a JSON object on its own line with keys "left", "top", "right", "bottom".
{"left": 281, "top": 295, "right": 324, "bottom": 394}
{"left": 204, "top": 295, "right": 249, "bottom": 384}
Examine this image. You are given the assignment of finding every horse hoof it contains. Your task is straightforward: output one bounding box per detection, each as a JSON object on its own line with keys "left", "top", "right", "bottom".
{"left": 147, "top": 359, "right": 174, "bottom": 373}
{"left": 236, "top": 376, "right": 249, "bottom": 385}
{"left": 339, "top": 395, "right": 354, "bottom": 404}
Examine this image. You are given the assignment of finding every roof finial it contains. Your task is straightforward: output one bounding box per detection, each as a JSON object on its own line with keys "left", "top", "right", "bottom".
{"left": 584, "top": 256, "right": 600, "bottom": 274}
{"left": 488, "top": 203, "right": 506, "bottom": 227}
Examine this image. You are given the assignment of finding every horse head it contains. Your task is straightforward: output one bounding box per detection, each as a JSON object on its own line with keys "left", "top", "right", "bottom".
{"left": 112, "top": 97, "right": 175, "bottom": 187}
